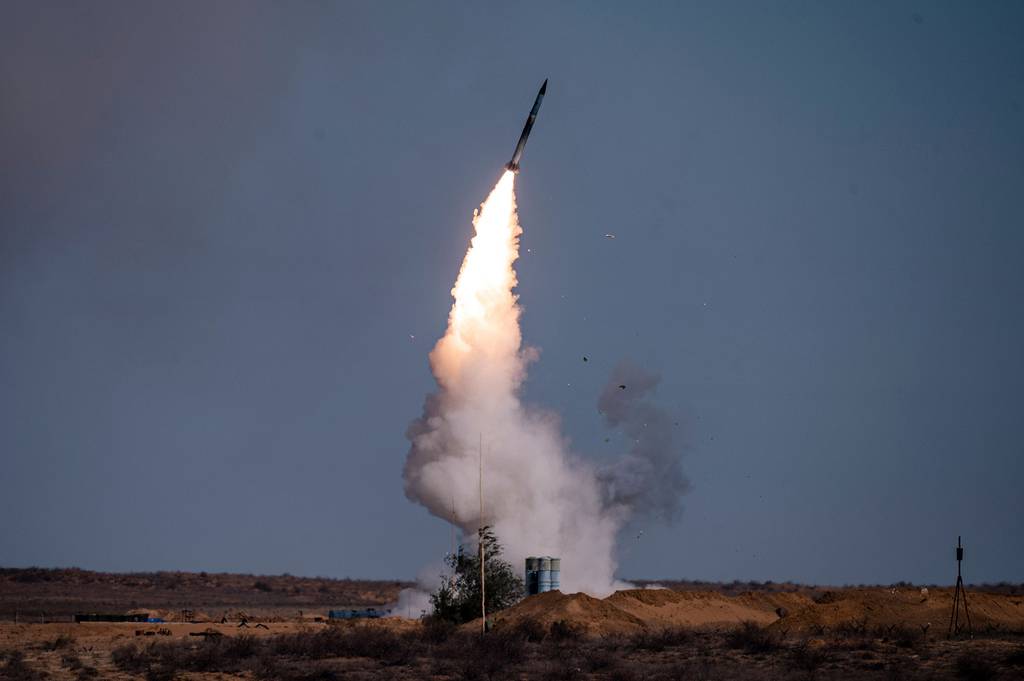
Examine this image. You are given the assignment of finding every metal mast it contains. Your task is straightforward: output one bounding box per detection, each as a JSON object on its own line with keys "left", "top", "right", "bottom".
{"left": 479, "top": 435, "right": 486, "bottom": 634}
{"left": 948, "top": 536, "right": 973, "bottom": 637}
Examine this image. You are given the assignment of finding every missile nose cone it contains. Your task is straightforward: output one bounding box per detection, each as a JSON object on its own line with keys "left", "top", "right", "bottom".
{"left": 540, "top": 79, "right": 548, "bottom": 95}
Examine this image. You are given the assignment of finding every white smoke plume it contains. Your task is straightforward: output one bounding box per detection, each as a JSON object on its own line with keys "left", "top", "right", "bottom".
{"left": 391, "top": 561, "right": 444, "bottom": 618}
{"left": 404, "top": 171, "right": 685, "bottom": 597}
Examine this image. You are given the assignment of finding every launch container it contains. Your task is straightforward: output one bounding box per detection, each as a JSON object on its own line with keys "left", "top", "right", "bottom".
{"left": 525, "top": 555, "right": 561, "bottom": 595}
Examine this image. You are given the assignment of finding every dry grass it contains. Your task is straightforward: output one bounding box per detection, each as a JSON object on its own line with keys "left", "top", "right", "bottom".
{"left": 1, "top": 650, "right": 46, "bottom": 680}
{"left": 97, "top": 626, "right": 1024, "bottom": 680}
{"left": 2, "top": 619, "right": 1021, "bottom": 680}
{"left": 726, "top": 621, "right": 780, "bottom": 653}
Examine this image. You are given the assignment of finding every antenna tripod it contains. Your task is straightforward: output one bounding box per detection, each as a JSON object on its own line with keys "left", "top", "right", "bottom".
{"left": 947, "top": 536, "right": 972, "bottom": 638}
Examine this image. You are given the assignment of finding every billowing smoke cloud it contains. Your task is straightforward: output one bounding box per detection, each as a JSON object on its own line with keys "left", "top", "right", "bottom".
{"left": 403, "top": 172, "right": 686, "bottom": 597}
{"left": 597, "top": 361, "right": 690, "bottom": 522}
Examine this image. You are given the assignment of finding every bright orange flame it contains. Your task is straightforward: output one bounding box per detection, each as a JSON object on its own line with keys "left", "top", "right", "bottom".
{"left": 407, "top": 168, "right": 628, "bottom": 595}
{"left": 431, "top": 171, "right": 523, "bottom": 393}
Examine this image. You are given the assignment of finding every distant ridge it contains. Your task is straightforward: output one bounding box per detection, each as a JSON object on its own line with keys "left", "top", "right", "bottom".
{"left": 0, "top": 567, "right": 412, "bottom": 620}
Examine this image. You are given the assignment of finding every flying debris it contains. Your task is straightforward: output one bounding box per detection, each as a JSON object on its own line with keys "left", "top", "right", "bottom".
{"left": 505, "top": 79, "right": 547, "bottom": 173}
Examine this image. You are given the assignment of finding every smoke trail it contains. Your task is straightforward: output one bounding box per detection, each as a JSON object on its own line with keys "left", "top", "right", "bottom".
{"left": 404, "top": 171, "right": 686, "bottom": 596}
{"left": 597, "top": 361, "right": 690, "bottom": 522}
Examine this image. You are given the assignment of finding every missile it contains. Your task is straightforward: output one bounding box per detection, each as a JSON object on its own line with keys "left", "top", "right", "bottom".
{"left": 505, "top": 79, "right": 547, "bottom": 173}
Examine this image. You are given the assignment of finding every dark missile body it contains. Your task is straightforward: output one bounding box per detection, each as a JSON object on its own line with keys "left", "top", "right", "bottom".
{"left": 506, "top": 79, "right": 547, "bottom": 173}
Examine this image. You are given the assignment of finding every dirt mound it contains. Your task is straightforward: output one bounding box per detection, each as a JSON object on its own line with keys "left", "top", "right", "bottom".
{"left": 770, "top": 588, "right": 1024, "bottom": 634}
{"left": 491, "top": 589, "right": 813, "bottom": 636}
{"left": 489, "top": 591, "right": 647, "bottom": 635}
{"left": 734, "top": 591, "right": 816, "bottom": 614}
{"left": 607, "top": 589, "right": 790, "bottom": 628}
{"left": 478, "top": 588, "right": 1024, "bottom": 638}
{"left": 607, "top": 589, "right": 687, "bottom": 608}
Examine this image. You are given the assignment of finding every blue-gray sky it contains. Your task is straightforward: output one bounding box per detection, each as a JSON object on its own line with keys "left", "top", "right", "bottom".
{"left": 2, "top": 1, "right": 1022, "bottom": 585}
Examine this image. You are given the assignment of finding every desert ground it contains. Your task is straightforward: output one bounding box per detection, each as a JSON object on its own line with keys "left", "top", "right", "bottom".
{"left": 2, "top": 569, "right": 1023, "bottom": 680}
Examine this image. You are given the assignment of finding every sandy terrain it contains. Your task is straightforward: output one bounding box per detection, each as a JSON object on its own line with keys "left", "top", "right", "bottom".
{"left": 0, "top": 621, "right": 321, "bottom": 680}
{"left": 773, "top": 587, "right": 1024, "bottom": 634}
{"left": 0, "top": 568, "right": 408, "bottom": 622}
{"left": 3, "top": 569, "right": 1023, "bottom": 679}
{"left": 483, "top": 586, "right": 1024, "bottom": 637}
{"left": 3, "top": 612, "right": 1023, "bottom": 680}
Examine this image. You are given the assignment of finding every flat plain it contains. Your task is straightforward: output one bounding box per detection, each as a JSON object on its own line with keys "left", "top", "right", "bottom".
{"left": 2, "top": 568, "right": 1022, "bottom": 680}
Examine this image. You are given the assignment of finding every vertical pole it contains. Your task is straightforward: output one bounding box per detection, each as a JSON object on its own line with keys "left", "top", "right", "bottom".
{"left": 450, "top": 496, "right": 456, "bottom": 561}
{"left": 479, "top": 435, "right": 486, "bottom": 634}
{"left": 949, "top": 536, "right": 960, "bottom": 637}
{"left": 950, "top": 536, "right": 958, "bottom": 630}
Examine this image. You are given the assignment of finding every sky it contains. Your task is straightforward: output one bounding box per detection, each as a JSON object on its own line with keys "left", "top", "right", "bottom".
{"left": 2, "top": 1, "right": 1022, "bottom": 586}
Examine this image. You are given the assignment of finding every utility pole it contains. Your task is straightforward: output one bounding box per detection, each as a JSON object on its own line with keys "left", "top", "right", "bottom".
{"left": 450, "top": 496, "right": 457, "bottom": 562}
{"left": 479, "top": 435, "right": 486, "bottom": 635}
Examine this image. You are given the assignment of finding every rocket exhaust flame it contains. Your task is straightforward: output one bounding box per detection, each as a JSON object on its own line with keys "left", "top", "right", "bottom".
{"left": 403, "top": 166, "right": 688, "bottom": 599}
{"left": 404, "top": 170, "right": 625, "bottom": 594}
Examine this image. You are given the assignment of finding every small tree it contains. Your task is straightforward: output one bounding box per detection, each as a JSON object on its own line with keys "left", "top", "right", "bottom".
{"left": 430, "top": 526, "right": 523, "bottom": 624}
